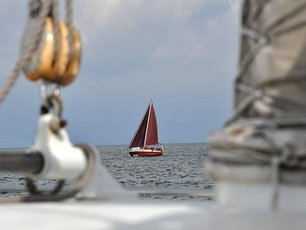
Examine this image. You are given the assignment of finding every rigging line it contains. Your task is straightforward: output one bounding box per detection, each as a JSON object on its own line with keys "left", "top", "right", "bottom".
{"left": 210, "top": 150, "right": 273, "bottom": 165}
{"left": 271, "top": 97, "right": 306, "bottom": 112}
{"left": 143, "top": 102, "right": 152, "bottom": 147}
{"left": 225, "top": 89, "right": 264, "bottom": 125}
{"left": 235, "top": 82, "right": 256, "bottom": 95}
{"left": 231, "top": 90, "right": 306, "bottom": 125}
{"left": 235, "top": 40, "right": 266, "bottom": 83}
{"left": 210, "top": 146, "right": 275, "bottom": 166}
{"left": 211, "top": 127, "right": 303, "bottom": 167}
{"left": 272, "top": 20, "right": 306, "bottom": 37}
{"left": 237, "top": 81, "right": 306, "bottom": 113}
{"left": 234, "top": 27, "right": 267, "bottom": 106}
{"left": 241, "top": 27, "right": 262, "bottom": 41}
{"left": 51, "top": 0, "right": 61, "bottom": 67}
{"left": 0, "top": 0, "right": 52, "bottom": 107}
{"left": 236, "top": 19, "right": 270, "bottom": 83}
{"left": 25, "top": 177, "right": 65, "bottom": 196}
{"left": 264, "top": 2, "right": 306, "bottom": 33}
{"left": 66, "top": 0, "right": 74, "bottom": 61}
{"left": 237, "top": 1, "right": 306, "bottom": 84}
{"left": 246, "top": 0, "right": 272, "bottom": 27}
{"left": 234, "top": 2, "right": 306, "bottom": 119}
{"left": 257, "top": 133, "right": 299, "bottom": 211}
{"left": 273, "top": 118, "right": 306, "bottom": 127}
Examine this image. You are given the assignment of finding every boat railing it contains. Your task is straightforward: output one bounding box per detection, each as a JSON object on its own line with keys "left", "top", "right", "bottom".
{"left": 145, "top": 144, "right": 164, "bottom": 150}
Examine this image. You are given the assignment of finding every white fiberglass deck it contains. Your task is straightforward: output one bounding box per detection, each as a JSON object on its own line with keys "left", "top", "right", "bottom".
{"left": 0, "top": 199, "right": 306, "bottom": 230}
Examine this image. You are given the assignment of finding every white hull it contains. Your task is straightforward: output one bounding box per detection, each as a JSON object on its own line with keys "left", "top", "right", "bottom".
{"left": 129, "top": 148, "right": 164, "bottom": 157}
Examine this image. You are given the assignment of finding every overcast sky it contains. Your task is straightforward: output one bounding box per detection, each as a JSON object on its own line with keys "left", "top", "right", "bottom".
{"left": 0, "top": 0, "right": 240, "bottom": 147}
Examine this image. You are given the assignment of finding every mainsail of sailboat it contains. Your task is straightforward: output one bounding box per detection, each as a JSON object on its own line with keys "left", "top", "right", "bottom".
{"left": 128, "top": 100, "right": 164, "bottom": 157}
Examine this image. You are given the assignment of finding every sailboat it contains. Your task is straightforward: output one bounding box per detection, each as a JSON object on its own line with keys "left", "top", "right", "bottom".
{"left": 128, "top": 100, "right": 164, "bottom": 157}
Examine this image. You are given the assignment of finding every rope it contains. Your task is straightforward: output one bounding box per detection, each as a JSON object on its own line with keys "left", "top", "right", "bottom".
{"left": 51, "top": 0, "right": 61, "bottom": 66}
{"left": 246, "top": 0, "right": 272, "bottom": 27}
{"left": 0, "top": 1, "right": 93, "bottom": 203}
{"left": 271, "top": 156, "right": 280, "bottom": 210}
{"left": 25, "top": 178, "right": 65, "bottom": 195}
{"left": 0, "top": 0, "right": 75, "bottom": 106}
{"left": 231, "top": 0, "right": 306, "bottom": 125}
{"left": 66, "top": 0, "right": 74, "bottom": 61}
{"left": 0, "top": 0, "right": 51, "bottom": 107}
{"left": 210, "top": 0, "right": 306, "bottom": 210}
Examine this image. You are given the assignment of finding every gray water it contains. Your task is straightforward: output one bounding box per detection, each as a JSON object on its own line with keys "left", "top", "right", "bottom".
{"left": 98, "top": 143, "right": 213, "bottom": 200}
{"left": 0, "top": 143, "right": 213, "bottom": 200}
{"left": 98, "top": 143, "right": 212, "bottom": 190}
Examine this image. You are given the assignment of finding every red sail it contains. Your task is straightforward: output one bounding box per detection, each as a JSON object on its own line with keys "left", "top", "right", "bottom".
{"left": 128, "top": 104, "right": 150, "bottom": 149}
{"left": 144, "top": 102, "right": 159, "bottom": 146}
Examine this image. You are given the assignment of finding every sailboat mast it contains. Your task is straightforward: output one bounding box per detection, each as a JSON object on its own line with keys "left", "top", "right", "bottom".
{"left": 143, "top": 100, "right": 152, "bottom": 147}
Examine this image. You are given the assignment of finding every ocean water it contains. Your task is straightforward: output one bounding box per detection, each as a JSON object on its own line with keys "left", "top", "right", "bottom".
{"left": 0, "top": 143, "right": 213, "bottom": 201}
{"left": 97, "top": 143, "right": 213, "bottom": 200}
{"left": 98, "top": 143, "right": 211, "bottom": 189}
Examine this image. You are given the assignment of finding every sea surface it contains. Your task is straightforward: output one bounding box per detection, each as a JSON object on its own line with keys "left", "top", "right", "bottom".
{"left": 97, "top": 143, "right": 213, "bottom": 200}
{"left": 0, "top": 143, "right": 213, "bottom": 201}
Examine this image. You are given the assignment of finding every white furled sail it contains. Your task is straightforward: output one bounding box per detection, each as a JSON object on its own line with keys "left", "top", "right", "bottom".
{"left": 207, "top": 0, "right": 306, "bottom": 210}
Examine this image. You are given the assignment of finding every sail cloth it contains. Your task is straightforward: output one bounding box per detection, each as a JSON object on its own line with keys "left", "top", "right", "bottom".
{"left": 208, "top": 0, "right": 306, "bottom": 185}
{"left": 129, "top": 102, "right": 159, "bottom": 149}
{"left": 129, "top": 108, "right": 149, "bottom": 149}
{"left": 145, "top": 104, "right": 159, "bottom": 146}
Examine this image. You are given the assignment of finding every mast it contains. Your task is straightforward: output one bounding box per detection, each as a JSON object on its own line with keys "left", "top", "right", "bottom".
{"left": 144, "top": 100, "right": 159, "bottom": 146}
{"left": 143, "top": 100, "right": 152, "bottom": 147}
{"left": 128, "top": 103, "right": 150, "bottom": 149}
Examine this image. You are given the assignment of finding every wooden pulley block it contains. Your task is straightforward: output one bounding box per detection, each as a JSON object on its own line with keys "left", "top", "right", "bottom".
{"left": 22, "top": 17, "right": 55, "bottom": 81}
{"left": 56, "top": 27, "right": 82, "bottom": 86}
{"left": 22, "top": 17, "right": 82, "bottom": 86}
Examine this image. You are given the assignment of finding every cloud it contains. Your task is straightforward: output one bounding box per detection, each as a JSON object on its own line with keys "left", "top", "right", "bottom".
{"left": 70, "top": 0, "right": 241, "bottom": 144}
{"left": 74, "top": 0, "right": 240, "bottom": 77}
{"left": 0, "top": 0, "right": 241, "bottom": 146}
